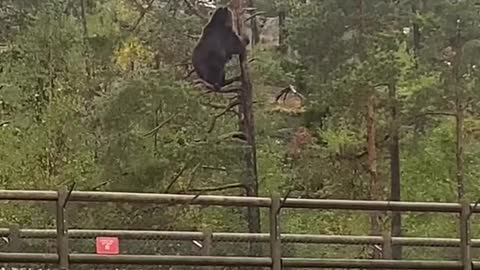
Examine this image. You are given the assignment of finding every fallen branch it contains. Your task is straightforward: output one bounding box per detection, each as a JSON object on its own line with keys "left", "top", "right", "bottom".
{"left": 193, "top": 79, "right": 217, "bottom": 91}
{"left": 414, "top": 111, "right": 456, "bottom": 118}
{"left": 165, "top": 162, "right": 190, "bottom": 193}
{"left": 214, "top": 87, "right": 242, "bottom": 94}
{"left": 372, "top": 83, "right": 389, "bottom": 89}
{"left": 217, "top": 131, "right": 246, "bottom": 142}
{"left": 275, "top": 84, "right": 306, "bottom": 103}
{"left": 200, "top": 101, "right": 237, "bottom": 110}
{"left": 201, "top": 165, "right": 227, "bottom": 171}
{"left": 90, "top": 181, "right": 111, "bottom": 191}
{"left": 143, "top": 114, "right": 177, "bottom": 137}
{"left": 185, "top": 163, "right": 202, "bottom": 192}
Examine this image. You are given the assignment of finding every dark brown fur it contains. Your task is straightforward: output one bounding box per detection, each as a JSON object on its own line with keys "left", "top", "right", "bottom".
{"left": 192, "top": 6, "right": 249, "bottom": 91}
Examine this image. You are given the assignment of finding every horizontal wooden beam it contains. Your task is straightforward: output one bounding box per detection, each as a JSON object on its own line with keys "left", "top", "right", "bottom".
{"left": 0, "top": 190, "right": 471, "bottom": 212}
{"left": 1, "top": 228, "right": 478, "bottom": 247}
{"left": 0, "top": 253, "right": 466, "bottom": 269}
{"left": 282, "top": 258, "right": 463, "bottom": 269}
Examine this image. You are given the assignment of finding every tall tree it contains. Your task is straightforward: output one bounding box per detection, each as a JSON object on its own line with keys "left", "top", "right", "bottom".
{"left": 389, "top": 82, "right": 402, "bottom": 259}
{"left": 232, "top": 0, "right": 261, "bottom": 258}
{"left": 452, "top": 17, "right": 465, "bottom": 201}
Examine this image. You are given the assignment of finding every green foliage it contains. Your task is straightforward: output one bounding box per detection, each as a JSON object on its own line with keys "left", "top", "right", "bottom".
{"left": 1, "top": 0, "right": 480, "bottom": 261}
{"left": 251, "top": 49, "right": 294, "bottom": 86}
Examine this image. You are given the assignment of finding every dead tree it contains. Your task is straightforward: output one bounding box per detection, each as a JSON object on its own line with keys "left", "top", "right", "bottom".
{"left": 232, "top": 0, "right": 262, "bottom": 258}
{"left": 193, "top": 0, "right": 262, "bottom": 258}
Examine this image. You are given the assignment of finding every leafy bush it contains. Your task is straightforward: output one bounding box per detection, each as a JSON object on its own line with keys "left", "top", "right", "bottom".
{"left": 250, "top": 49, "right": 294, "bottom": 86}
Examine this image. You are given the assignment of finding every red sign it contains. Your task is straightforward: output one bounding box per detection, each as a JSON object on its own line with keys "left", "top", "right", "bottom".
{"left": 96, "top": 237, "right": 119, "bottom": 255}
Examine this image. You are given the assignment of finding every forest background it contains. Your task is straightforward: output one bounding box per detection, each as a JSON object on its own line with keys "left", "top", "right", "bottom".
{"left": 1, "top": 0, "right": 480, "bottom": 261}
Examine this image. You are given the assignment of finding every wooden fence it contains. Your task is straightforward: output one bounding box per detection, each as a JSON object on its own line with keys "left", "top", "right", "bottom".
{"left": 0, "top": 187, "right": 478, "bottom": 269}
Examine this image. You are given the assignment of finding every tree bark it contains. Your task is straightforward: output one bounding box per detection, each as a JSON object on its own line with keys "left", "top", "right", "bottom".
{"left": 278, "top": 10, "right": 287, "bottom": 54}
{"left": 455, "top": 91, "right": 465, "bottom": 201}
{"left": 232, "top": 0, "right": 262, "bottom": 259}
{"left": 389, "top": 83, "right": 402, "bottom": 259}
{"left": 452, "top": 19, "right": 465, "bottom": 201}
{"left": 357, "top": 0, "right": 382, "bottom": 259}
{"left": 248, "top": 0, "right": 259, "bottom": 46}
{"left": 367, "top": 92, "right": 381, "bottom": 259}
{"left": 411, "top": 2, "right": 420, "bottom": 68}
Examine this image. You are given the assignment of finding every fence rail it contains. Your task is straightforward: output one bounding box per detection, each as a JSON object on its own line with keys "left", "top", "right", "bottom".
{"left": 0, "top": 253, "right": 472, "bottom": 269}
{"left": 1, "top": 227, "right": 480, "bottom": 247}
{"left": 0, "top": 188, "right": 476, "bottom": 269}
{"left": 0, "top": 189, "right": 475, "bottom": 212}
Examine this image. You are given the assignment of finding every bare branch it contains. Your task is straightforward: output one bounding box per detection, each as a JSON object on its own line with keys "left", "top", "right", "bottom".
{"left": 245, "top": 12, "right": 266, "bottom": 22}
{"left": 194, "top": 79, "right": 217, "bottom": 91}
{"left": 63, "top": 0, "right": 74, "bottom": 14}
{"left": 275, "top": 85, "right": 306, "bottom": 103}
{"left": 201, "top": 165, "right": 227, "bottom": 171}
{"left": 278, "top": 188, "right": 293, "bottom": 213}
{"left": 216, "top": 87, "right": 242, "bottom": 93}
{"left": 185, "top": 33, "right": 201, "bottom": 39}
{"left": 127, "top": 0, "right": 145, "bottom": 11}
{"left": 183, "top": 0, "right": 208, "bottom": 21}
{"left": 185, "top": 163, "right": 202, "bottom": 191}
{"left": 194, "top": 79, "right": 242, "bottom": 94}
{"left": 131, "top": 0, "right": 156, "bottom": 32}
{"left": 80, "top": 0, "right": 88, "bottom": 36}
{"left": 208, "top": 100, "right": 240, "bottom": 133}
{"left": 188, "top": 183, "right": 247, "bottom": 193}
{"left": 201, "top": 101, "right": 231, "bottom": 109}
{"left": 217, "top": 131, "right": 247, "bottom": 142}
{"left": 415, "top": 112, "right": 456, "bottom": 118}
{"left": 90, "top": 181, "right": 111, "bottom": 191}
{"left": 241, "top": 7, "right": 256, "bottom": 14}
{"left": 143, "top": 114, "right": 177, "bottom": 137}
{"left": 372, "top": 83, "right": 389, "bottom": 89}
{"left": 184, "top": 69, "right": 195, "bottom": 79}
{"left": 165, "top": 163, "right": 189, "bottom": 193}
{"left": 223, "top": 75, "right": 242, "bottom": 86}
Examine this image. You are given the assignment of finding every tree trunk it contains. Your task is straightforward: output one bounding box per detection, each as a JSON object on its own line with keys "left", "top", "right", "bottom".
{"left": 278, "top": 10, "right": 287, "bottom": 54}
{"left": 389, "top": 83, "right": 402, "bottom": 259}
{"left": 455, "top": 94, "right": 465, "bottom": 201}
{"left": 356, "top": 0, "right": 382, "bottom": 259}
{"left": 452, "top": 19, "right": 465, "bottom": 201}
{"left": 367, "top": 92, "right": 381, "bottom": 259}
{"left": 411, "top": 2, "right": 420, "bottom": 68}
{"left": 232, "top": 0, "right": 262, "bottom": 259}
{"left": 248, "top": 0, "right": 259, "bottom": 46}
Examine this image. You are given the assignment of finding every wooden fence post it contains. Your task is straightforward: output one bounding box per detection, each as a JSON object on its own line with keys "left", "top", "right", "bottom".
{"left": 8, "top": 224, "right": 21, "bottom": 252}
{"left": 56, "top": 186, "right": 69, "bottom": 270}
{"left": 201, "top": 229, "right": 213, "bottom": 270}
{"left": 270, "top": 193, "right": 281, "bottom": 270}
{"left": 382, "top": 230, "right": 392, "bottom": 260}
{"left": 460, "top": 199, "right": 471, "bottom": 270}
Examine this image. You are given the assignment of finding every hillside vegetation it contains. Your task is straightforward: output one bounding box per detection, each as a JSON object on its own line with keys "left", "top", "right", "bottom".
{"left": 1, "top": 0, "right": 480, "bottom": 261}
